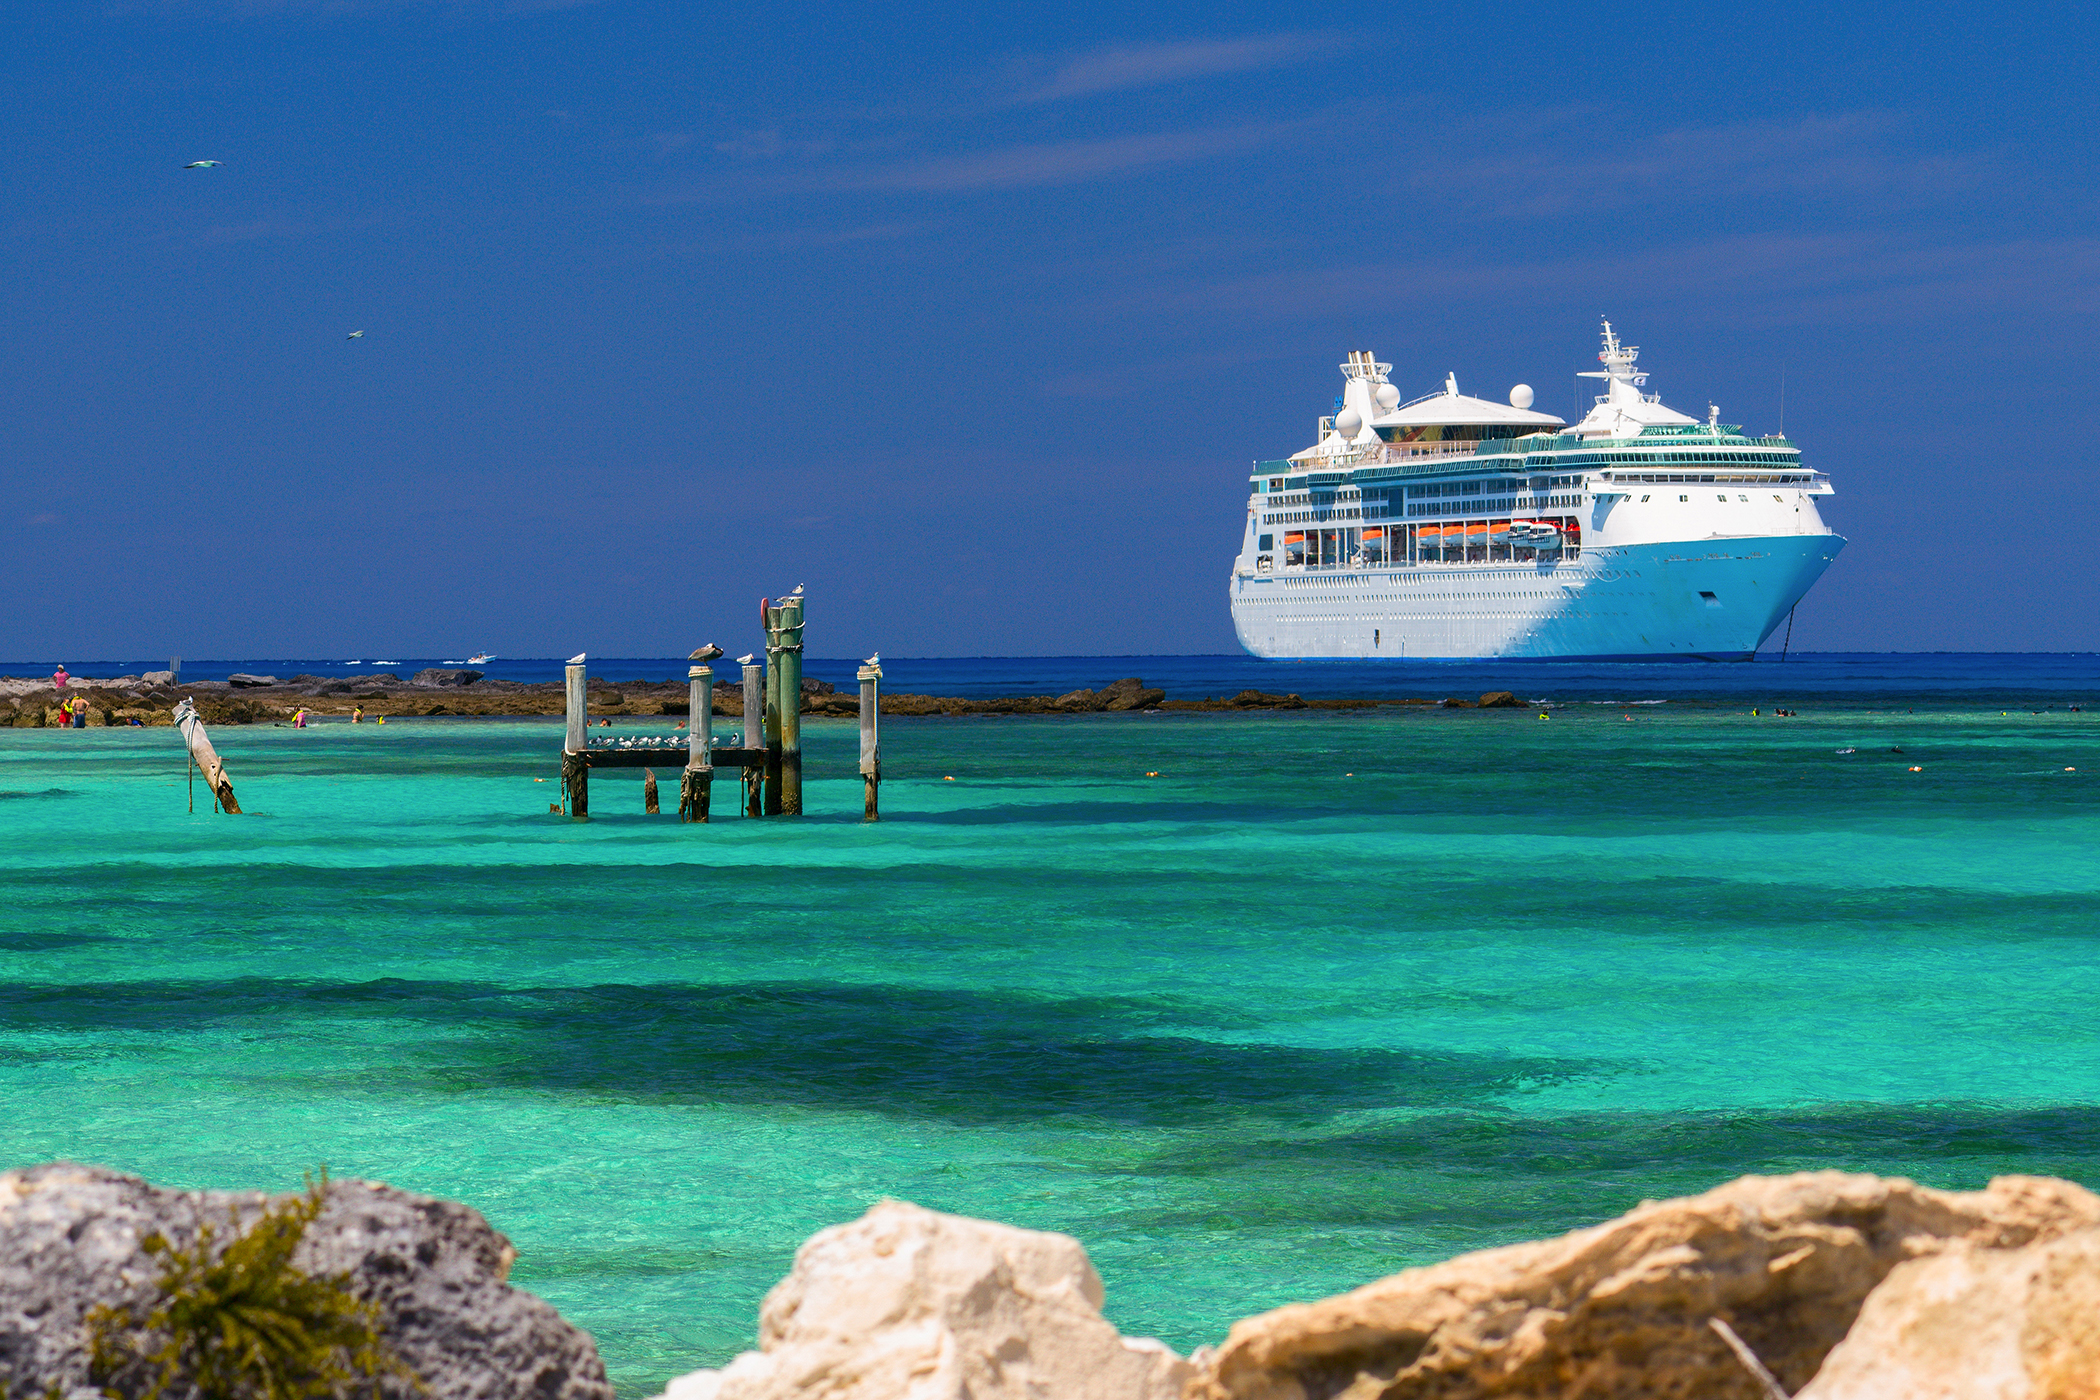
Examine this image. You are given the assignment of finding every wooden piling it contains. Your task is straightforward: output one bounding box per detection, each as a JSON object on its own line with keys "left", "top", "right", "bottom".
{"left": 561, "top": 749, "right": 588, "bottom": 817}
{"left": 777, "top": 597, "right": 804, "bottom": 815}
{"left": 643, "top": 768, "right": 659, "bottom": 813}
{"left": 565, "top": 660, "right": 588, "bottom": 755}
{"left": 858, "top": 658, "right": 881, "bottom": 820}
{"left": 681, "top": 665, "right": 714, "bottom": 822}
{"left": 762, "top": 603, "right": 784, "bottom": 816}
{"left": 173, "top": 698, "right": 241, "bottom": 814}
{"left": 742, "top": 659, "right": 764, "bottom": 817}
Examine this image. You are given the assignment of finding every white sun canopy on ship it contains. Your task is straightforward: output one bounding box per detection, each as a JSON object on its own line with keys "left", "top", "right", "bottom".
{"left": 1291, "top": 350, "right": 1565, "bottom": 463}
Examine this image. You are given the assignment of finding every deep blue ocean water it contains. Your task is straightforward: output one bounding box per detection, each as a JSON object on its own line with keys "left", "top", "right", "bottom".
{"left": 4, "top": 653, "right": 2098, "bottom": 1393}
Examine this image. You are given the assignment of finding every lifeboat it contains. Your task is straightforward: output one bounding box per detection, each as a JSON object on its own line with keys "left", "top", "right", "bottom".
{"left": 1510, "top": 520, "right": 1562, "bottom": 548}
{"left": 1489, "top": 519, "right": 1513, "bottom": 547}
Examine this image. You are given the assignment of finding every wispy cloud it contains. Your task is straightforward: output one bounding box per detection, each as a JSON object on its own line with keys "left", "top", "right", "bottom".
{"left": 1410, "top": 112, "right": 1992, "bottom": 216}
{"left": 1022, "top": 35, "right": 1337, "bottom": 103}
{"left": 1153, "top": 233, "right": 2100, "bottom": 330}
{"left": 818, "top": 123, "right": 1296, "bottom": 193}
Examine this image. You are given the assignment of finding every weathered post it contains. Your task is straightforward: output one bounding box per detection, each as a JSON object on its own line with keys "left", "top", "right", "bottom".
{"left": 777, "top": 596, "right": 804, "bottom": 815}
{"left": 762, "top": 602, "right": 784, "bottom": 816}
{"left": 742, "top": 657, "right": 764, "bottom": 817}
{"left": 681, "top": 664, "right": 714, "bottom": 822}
{"left": 643, "top": 768, "right": 659, "bottom": 813}
{"left": 563, "top": 657, "right": 589, "bottom": 817}
{"left": 172, "top": 698, "right": 241, "bottom": 814}
{"left": 858, "top": 657, "right": 881, "bottom": 820}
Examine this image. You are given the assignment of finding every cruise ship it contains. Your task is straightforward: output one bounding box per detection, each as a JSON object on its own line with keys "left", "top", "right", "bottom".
{"left": 1229, "top": 323, "right": 1844, "bottom": 659}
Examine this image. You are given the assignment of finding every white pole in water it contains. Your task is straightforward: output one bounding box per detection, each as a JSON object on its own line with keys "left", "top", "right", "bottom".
{"left": 858, "top": 658, "right": 881, "bottom": 820}
{"left": 565, "top": 661, "right": 587, "bottom": 754}
{"left": 683, "top": 665, "right": 714, "bottom": 822}
{"left": 742, "top": 657, "right": 764, "bottom": 817}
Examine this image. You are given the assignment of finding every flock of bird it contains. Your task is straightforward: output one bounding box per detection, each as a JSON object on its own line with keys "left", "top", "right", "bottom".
{"left": 188, "top": 160, "right": 361, "bottom": 339}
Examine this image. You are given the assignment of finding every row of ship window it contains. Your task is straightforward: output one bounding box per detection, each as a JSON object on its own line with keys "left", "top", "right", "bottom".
{"left": 1264, "top": 494, "right": 1581, "bottom": 526}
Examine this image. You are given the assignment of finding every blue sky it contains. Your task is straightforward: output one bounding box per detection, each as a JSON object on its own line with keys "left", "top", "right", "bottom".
{"left": 3, "top": 0, "right": 2093, "bottom": 660}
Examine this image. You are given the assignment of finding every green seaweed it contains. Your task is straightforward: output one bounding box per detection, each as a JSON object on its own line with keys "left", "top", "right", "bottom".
{"left": 87, "top": 1171, "right": 416, "bottom": 1400}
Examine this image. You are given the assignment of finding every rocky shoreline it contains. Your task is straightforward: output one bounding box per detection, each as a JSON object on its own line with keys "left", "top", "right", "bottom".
{"left": 1, "top": 671, "right": 1534, "bottom": 727}
{"left": 6, "top": 1164, "right": 2095, "bottom": 1399}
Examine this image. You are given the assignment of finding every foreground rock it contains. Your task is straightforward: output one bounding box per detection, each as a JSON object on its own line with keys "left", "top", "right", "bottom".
{"left": 657, "top": 1201, "right": 1188, "bottom": 1400}
{"left": 1797, "top": 1227, "right": 2100, "bottom": 1399}
{"left": 0, "top": 1161, "right": 613, "bottom": 1400}
{"left": 1193, "top": 1172, "right": 2100, "bottom": 1400}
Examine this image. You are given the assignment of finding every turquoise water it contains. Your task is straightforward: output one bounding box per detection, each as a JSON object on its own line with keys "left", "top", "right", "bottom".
{"left": 5, "top": 701, "right": 2099, "bottom": 1392}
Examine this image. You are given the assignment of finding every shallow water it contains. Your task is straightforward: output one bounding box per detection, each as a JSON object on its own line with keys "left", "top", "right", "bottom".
{"left": 4, "top": 695, "right": 2099, "bottom": 1392}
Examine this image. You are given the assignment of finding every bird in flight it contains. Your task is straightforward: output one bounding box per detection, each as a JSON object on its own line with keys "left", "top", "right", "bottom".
{"left": 346, "top": 331, "right": 365, "bottom": 340}
{"left": 183, "top": 160, "right": 221, "bottom": 169}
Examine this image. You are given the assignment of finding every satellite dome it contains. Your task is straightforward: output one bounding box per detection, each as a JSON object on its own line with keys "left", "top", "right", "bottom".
{"left": 1374, "top": 383, "right": 1400, "bottom": 411}
{"left": 1509, "top": 384, "right": 1535, "bottom": 409}
{"left": 1334, "top": 406, "right": 1363, "bottom": 436}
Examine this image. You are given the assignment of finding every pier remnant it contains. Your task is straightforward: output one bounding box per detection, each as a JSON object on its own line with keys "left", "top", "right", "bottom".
{"left": 770, "top": 596, "right": 805, "bottom": 815}
{"left": 562, "top": 658, "right": 590, "bottom": 816}
{"left": 173, "top": 698, "right": 241, "bottom": 814}
{"left": 680, "top": 664, "right": 713, "bottom": 822}
{"left": 859, "top": 657, "right": 881, "bottom": 820}
{"left": 742, "top": 658, "right": 764, "bottom": 817}
{"left": 558, "top": 595, "right": 873, "bottom": 825}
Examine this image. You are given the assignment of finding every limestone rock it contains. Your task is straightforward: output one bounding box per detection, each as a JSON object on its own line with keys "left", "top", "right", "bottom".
{"left": 1100, "top": 678, "right": 1166, "bottom": 711}
{"left": 1476, "top": 691, "right": 1523, "bottom": 708}
{"left": 141, "top": 671, "right": 175, "bottom": 686}
{"left": 1228, "top": 690, "right": 1306, "bottom": 710}
{"left": 225, "top": 673, "right": 279, "bottom": 688}
{"left": 0, "top": 1161, "right": 613, "bottom": 1400}
{"left": 1193, "top": 1172, "right": 2100, "bottom": 1400}
{"left": 656, "top": 1200, "right": 1188, "bottom": 1400}
{"left": 1797, "top": 1228, "right": 2100, "bottom": 1400}
{"left": 413, "top": 668, "right": 485, "bottom": 687}
{"left": 1053, "top": 688, "right": 1101, "bottom": 711}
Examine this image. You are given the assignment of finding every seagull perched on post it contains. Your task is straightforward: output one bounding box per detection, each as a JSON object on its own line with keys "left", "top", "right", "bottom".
{"left": 568, "top": 653, "right": 586, "bottom": 664}
{"left": 688, "top": 644, "right": 723, "bottom": 662}
{"left": 864, "top": 652, "right": 880, "bottom": 667}
{"left": 790, "top": 584, "right": 804, "bottom": 596}
{"left": 736, "top": 653, "right": 754, "bottom": 666}
{"left": 346, "top": 330, "right": 364, "bottom": 340}
{"left": 183, "top": 160, "right": 221, "bottom": 169}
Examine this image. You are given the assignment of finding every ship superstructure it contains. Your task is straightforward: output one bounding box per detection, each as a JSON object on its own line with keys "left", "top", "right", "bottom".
{"left": 1228, "top": 324, "right": 1845, "bottom": 659}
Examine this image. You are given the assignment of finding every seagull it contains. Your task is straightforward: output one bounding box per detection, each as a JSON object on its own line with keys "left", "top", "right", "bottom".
{"left": 568, "top": 653, "right": 586, "bottom": 664}
{"left": 346, "top": 330, "right": 364, "bottom": 340}
{"left": 736, "top": 653, "right": 754, "bottom": 665}
{"left": 790, "top": 584, "right": 804, "bottom": 595}
{"left": 864, "top": 652, "right": 880, "bottom": 667}
{"left": 688, "top": 644, "right": 723, "bottom": 662}
{"left": 184, "top": 160, "right": 221, "bottom": 169}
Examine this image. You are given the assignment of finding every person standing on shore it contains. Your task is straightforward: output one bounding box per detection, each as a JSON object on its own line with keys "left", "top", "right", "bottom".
{"left": 52, "top": 664, "right": 69, "bottom": 692}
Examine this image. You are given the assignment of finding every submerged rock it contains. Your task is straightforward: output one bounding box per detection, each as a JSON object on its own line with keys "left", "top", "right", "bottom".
{"left": 0, "top": 1161, "right": 613, "bottom": 1400}
{"left": 1191, "top": 1171, "right": 2100, "bottom": 1400}
{"left": 656, "top": 1200, "right": 1188, "bottom": 1400}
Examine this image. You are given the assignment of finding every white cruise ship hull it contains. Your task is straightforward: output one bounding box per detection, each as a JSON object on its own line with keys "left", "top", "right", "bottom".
{"left": 1230, "top": 534, "right": 1845, "bottom": 661}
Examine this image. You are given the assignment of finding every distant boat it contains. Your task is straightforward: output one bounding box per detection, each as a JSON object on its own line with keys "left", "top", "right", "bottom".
{"left": 467, "top": 653, "right": 495, "bottom": 664}
{"left": 371, "top": 661, "right": 400, "bottom": 666}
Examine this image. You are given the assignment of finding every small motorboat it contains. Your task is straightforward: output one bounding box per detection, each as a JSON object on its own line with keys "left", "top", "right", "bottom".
{"left": 467, "top": 653, "right": 495, "bottom": 665}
